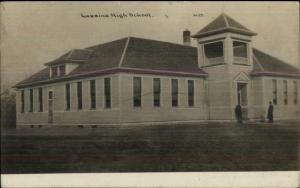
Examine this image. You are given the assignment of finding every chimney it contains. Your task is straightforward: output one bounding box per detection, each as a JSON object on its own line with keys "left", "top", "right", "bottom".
{"left": 183, "top": 30, "right": 191, "bottom": 46}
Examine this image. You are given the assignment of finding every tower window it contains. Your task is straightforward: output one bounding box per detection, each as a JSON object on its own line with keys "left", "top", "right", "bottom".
{"left": 203, "top": 41, "right": 224, "bottom": 64}
{"left": 233, "top": 41, "right": 248, "bottom": 58}
{"left": 233, "top": 41, "right": 248, "bottom": 64}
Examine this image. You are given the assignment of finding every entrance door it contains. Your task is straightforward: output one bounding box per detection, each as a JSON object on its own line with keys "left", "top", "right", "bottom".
{"left": 48, "top": 91, "right": 53, "bottom": 124}
{"left": 237, "top": 83, "right": 248, "bottom": 119}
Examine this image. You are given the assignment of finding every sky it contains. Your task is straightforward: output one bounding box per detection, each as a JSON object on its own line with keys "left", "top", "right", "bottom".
{"left": 1, "top": 1, "right": 299, "bottom": 90}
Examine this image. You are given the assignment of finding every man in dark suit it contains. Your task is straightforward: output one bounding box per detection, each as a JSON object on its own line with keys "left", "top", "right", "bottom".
{"left": 235, "top": 104, "right": 242, "bottom": 124}
{"left": 267, "top": 101, "right": 274, "bottom": 123}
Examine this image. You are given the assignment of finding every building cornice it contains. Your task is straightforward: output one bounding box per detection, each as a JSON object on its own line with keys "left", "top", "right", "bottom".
{"left": 14, "top": 67, "right": 208, "bottom": 89}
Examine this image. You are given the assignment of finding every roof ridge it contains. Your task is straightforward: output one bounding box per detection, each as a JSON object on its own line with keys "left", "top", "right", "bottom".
{"left": 84, "top": 37, "right": 129, "bottom": 50}
{"left": 128, "top": 36, "right": 197, "bottom": 49}
{"left": 252, "top": 53, "right": 265, "bottom": 72}
{"left": 223, "top": 14, "right": 229, "bottom": 27}
{"left": 118, "top": 37, "right": 130, "bottom": 67}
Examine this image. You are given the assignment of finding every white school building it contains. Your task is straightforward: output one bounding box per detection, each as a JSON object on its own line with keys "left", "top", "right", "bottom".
{"left": 14, "top": 13, "right": 300, "bottom": 128}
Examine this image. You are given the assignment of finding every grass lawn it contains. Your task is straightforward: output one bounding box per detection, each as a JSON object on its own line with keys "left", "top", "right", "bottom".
{"left": 1, "top": 122, "right": 299, "bottom": 174}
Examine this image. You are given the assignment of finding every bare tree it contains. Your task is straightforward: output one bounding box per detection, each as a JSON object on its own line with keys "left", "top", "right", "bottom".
{"left": 0, "top": 88, "right": 16, "bottom": 129}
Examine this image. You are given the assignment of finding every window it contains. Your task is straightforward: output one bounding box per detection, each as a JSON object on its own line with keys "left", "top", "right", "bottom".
{"left": 188, "top": 80, "right": 194, "bottom": 107}
{"left": 104, "top": 78, "right": 111, "bottom": 108}
{"left": 48, "top": 91, "right": 53, "bottom": 100}
{"left": 294, "top": 81, "right": 298, "bottom": 104}
{"left": 272, "top": 79, "right": 277, "bottom": 105}
{"left": 204, "top": 41, "right": 224, "bottom": 58}
{"left": 51, "top": 66, "right": 58, "bottom": 77}
{"left": 65, "top": 83, "right": 70, "bottom": 110}
{"left": 29, "top": 89, "right": 33, "bottom": 112}
{"left": 133, "top": 77, "right": 142, "bottom": 107}
{"left": 171, "top": 79, "right": 178, "bottom": 107}
{"left": 59, "top": 65, "right": 66, "bottom": 76}
{"left": 283, "top": 80, "right": 288, "bottom": 105}
{"left": 153, "top": 78, "right": 161, "bottom": 107}
{"left": 233, "top": 41, "right": 248, "bottom": 58}
{"left": 38, "top": 88, "right": 43, "bottom": 112}
{"left": 90, "top": 80, "right": 96, "bottom": 109}
{"left": 77, "top": 82, "right": 82, "bottom": 110}
{"left": 21, "top": 90, "right": 24, "bottom": 113}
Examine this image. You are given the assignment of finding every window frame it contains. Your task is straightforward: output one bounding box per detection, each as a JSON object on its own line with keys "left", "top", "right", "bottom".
{"left": 59, "top": 65, "right": 66, "bottom": 76}
{"left": 202, "top": 40, "right": 225, "bottom": 65}
{"left": 104, "top": 77, "right": 111, "bottom": 109}
{"left": 233, "top": 40, "right": 248, "bottom": 58}
{"left": 272, "top": 79, "right": 277, "bottom": 105}
{"left": 90, "top": 80, "right": 96, "bottom": 109}
{"left": 77, "top": 81, "right": 83, "bottom": 110}
{"left": 38, "top": 87, "right": 43, "bottom": 112}
{"left": 29, "top": 88, "right": 33, "bottom": 112}
{"left": 188, "top": 80, "right": 195, "bottom": 107}
{"left": 153, "top": 78, "right": 161, "bottom": 107}
{"left": 283, "top": 80, "right": 288, "bottom": 105}
{"left": 293, "top": 80, "right": 298, "bottom": 105}
{"left": 21, "top": 90, "right": 25, "bottom": 113}
{"left": 65, "top": 83, "right": 71, "bottom": 111}
{"left": 171, "top": 79, "right": 179, "bottom": 107}
{"left": 133, "top": 77, "right": 142, "bottom": 107}
{"left": 51, "top": 66, "right": 58, "bottom": 78}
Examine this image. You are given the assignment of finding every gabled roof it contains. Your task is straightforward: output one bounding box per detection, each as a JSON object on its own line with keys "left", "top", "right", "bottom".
{"left": 192, "top": 13, "right": 257, "bottom": 38}
{"left": 15, "top": 37, "right": 207, "bottom": 88}
{"left": 252, "top": 48, "right": 300, "bottom": 78}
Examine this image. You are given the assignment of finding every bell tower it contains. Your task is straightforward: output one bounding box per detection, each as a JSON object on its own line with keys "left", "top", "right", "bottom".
{"left": 192, "top": 13, "right": 257, "bottom": 120}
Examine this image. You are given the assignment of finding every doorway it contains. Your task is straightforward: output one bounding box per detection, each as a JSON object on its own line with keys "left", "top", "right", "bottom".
{"left": 237, "top": 83, "right": 248, "bottom": 119}
{"left": 48, "top": 91, "right": 53, "bottom": 124}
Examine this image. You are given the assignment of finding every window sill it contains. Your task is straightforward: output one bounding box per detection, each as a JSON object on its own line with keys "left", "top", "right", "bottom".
{"left": 202, "top": 63, "right": 225, "bottom": 68}
{"left": 233, "top": 62, "right": 250, "bottom": 66}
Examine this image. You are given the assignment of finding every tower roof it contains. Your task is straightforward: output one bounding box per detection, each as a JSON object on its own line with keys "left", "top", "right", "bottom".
{"left": 192, "top": 13, "right": 257, "bottom": 38}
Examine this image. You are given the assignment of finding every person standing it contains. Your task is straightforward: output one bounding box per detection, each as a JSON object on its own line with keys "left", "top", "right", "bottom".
{"left": 267, "top": 101, "right": 274, "bottom": 123}
{"left": 235, "top": 104, "right": 243, "bottom": 124}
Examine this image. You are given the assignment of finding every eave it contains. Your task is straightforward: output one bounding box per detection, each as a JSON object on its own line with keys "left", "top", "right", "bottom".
{"left": 13, "top": 67, "right": 208, "bottom": 89}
